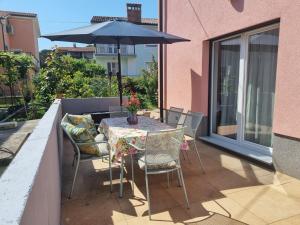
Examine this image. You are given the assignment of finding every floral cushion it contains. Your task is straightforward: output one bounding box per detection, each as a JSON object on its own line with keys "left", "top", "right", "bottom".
{"left": 67, "top": 114, "right": 97, "bottom": 136}
{"left": 95, "top": 133, "right": 108, "bottom": 142}
{"left": 97, "top": 143, "right": 109, "bottom": 156}
{"left": 62, "top": 122, "right": 101, "bottom": 156}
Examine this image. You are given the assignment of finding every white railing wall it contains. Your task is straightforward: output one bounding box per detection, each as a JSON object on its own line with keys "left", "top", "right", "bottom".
{"left": 0, "top": 99, "right": 63, "bottom": 225}
{"left": 0, "top": 97, "right": 128, "bottom": 225}
{"left": 61, "top": 96, "right": 128, "bottom": 114}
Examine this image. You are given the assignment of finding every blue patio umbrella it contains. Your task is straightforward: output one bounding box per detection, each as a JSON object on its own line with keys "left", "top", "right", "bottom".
{"left": 42, "top": 20, "right": 189, "bottom": 106}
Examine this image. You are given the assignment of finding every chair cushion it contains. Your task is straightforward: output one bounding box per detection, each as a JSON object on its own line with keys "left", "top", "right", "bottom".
{"left": 138, "top": 154, "right": 177, "bottom": 170}
{"left": 97, "top": 143, "right": 109, "bottom": 156}
{"left": 95, "top": 133, "right": 108, "bottom": 142}
{"left": 67, "top": 114, "right": 97, "bottom": 136}
{"left": 61, "top": 122, "right": 101, "bottom": 156}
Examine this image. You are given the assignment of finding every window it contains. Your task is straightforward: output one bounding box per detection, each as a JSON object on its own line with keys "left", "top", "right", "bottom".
{"left": 96, "top": 45, "right": 105, "bottom": 54}
{"left": 108, "top": 44, "right": 117, "bottom": 54}
{"left": 120, "top": 46, "right": 127, "bottom": 54}
{"left": 211, "top": 24, "right": 279, "bottom": 153}
{"left": 107, "top": 62, "right": 117, "bottom": 74}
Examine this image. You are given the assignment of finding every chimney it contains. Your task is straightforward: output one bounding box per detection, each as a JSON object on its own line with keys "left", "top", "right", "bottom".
{"left": 127, "top": 3, "right": 141, "bottom": 23}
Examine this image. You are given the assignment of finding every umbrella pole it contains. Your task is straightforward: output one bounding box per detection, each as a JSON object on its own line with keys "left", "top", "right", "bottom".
{"left": 117, "top": 40, "right": 123, "bottom": 106}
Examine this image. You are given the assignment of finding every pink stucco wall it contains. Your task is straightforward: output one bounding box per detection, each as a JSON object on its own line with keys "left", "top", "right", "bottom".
{"left": 9, "top": 17, "right": 39, "bottom": 59}
{"left": 163, "top": 0, "right": 300, "bottom": 139}
{"left": 0, "top": 14, "right": 39, "bottom": 59}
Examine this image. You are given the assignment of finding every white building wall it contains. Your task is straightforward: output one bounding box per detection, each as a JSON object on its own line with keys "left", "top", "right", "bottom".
{"left": 134, "top": 43, "right": 157, "bottom": 75}
{"left": 95, "top": 56, "right": 129, "bottom": 76}
{"left": 94, "top": 24, "right": 158, "bottom": 76}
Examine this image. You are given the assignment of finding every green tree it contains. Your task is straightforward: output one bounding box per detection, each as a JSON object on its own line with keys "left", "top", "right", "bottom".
{"left": 0, "top": 52, "right": 34, "bottom": 106}
{"left": 124, "top": 56, "right": 158, "bottom": 109}
{"left": 33, "top": 50, "right": 107, "bottom": 106}
{"left": 39, "top": 49, "right": 51, "bottom": 68}
{"left": 15, "top": 53, "right": 35, "bottom": 104}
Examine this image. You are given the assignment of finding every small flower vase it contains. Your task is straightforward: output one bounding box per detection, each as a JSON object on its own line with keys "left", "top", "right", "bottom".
{"left": 127, "top": 111, "right": 138, "bottom": 125}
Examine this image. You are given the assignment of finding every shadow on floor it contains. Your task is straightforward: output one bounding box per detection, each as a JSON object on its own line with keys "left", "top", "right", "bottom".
{"left": 61, "top": 138, "right": 289, "bottom": 225}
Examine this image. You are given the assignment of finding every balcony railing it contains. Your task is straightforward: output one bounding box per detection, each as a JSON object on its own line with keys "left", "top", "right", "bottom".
{"left": 0, "top": 97, "right": 128, "bottom": 225}
{"left": 95, "top": 45, "right": 135, "bottom": 56}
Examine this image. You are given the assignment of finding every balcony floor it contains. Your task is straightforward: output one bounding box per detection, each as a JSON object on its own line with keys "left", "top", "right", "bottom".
{"left": 61, "top": 139, "right": 300, "bottom": 225}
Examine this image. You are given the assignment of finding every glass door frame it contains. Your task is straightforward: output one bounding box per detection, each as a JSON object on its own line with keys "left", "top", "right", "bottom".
{"left": 210, "top": 23, "right": 279, "bottom": 155}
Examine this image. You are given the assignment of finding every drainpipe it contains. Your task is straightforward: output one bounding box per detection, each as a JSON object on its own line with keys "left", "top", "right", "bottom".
{"left": 159, "top": 0, "right": 164, "bottom": 122}
{"left": 0, "top": 16, "right": 7, "bottom": 51}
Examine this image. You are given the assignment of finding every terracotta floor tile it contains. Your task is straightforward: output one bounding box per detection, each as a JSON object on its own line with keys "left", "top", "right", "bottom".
{"left": 182, "top": 198, "right": 266, "bottom": 225}
{"left": 214, "top": 198, "right": 267, "bottom": 225}
{"left": 269, "top": 214, "right": 300, "bottom": 225}
{"left": 205, "top": 169, "right": 261, "bottom": 194}
{"left": 164, "top": 175, "right": 223, "bottom": 205}
{"left": 271, "top": 179, "right": 300, "bottom": 199}
{"left": 226, "top": 185, "right": 300, "bottom": 223}
{"left": 253, "top": 172, "right": 296, "bottom": 186}
{"left": 61, "top": 139, "right": 300, "bottom": 225}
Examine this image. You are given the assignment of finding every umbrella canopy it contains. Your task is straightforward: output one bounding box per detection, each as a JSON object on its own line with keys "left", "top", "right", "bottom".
{"left": 43, "top": 20, "right": 189, "bottom": 44}
{"left": 42, "top": 20, "right": 189, "bottom": 107}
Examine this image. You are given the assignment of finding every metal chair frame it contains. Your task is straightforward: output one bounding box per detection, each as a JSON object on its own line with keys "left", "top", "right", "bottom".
{"left": 130, "top": 127, "right": 190, "bottom": 219}
{"left": 165, "top": 107, "right": 184, "bottom": 127}
{"left": 61, "top": 122, "right": 112, "bottom": 199}
{"left": 179, "top": 110, "right": 205, "bottom": 173}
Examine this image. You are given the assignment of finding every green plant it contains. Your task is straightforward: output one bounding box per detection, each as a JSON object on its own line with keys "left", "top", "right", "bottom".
{"left": 0, "top": 52, "right": 34, "bottom": 107}
{"left": 0, "top": 52, "right": 19, "bottom": 105}
{"left": 34, "top": 50, "right": 107, "bottom": 105}
{"left": 33, "top": 50, "right": 159, "bottom": 117}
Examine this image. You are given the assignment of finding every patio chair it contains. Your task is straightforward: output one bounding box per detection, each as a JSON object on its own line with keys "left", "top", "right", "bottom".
{"left": 165, "top": 107, "right": 184, "bottom": 127}
{"left": 61, "top": 114, "right": 112, "bottom": 199}
{"left": 130, "top": 127, "right": 189, "bottom": 219}
{"left": 109, "top": 105, "right": 128, "bottom": 118}
{"left": 179, "top": 110, "right": 205, "bottom": 173}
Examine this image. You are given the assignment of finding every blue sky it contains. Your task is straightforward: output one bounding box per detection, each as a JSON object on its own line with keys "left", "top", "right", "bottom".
{"left": 0, "top": 0, "right": 158, "bottom": 50}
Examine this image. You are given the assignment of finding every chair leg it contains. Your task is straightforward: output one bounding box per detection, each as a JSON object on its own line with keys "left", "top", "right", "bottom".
{"left": 167, "top": 172, "right": 170, "bottom": 188}
{"left": 69, "top": 158, "right": 80, "bottom": 199}
{"left": 176, "top": 169, "right": 182, "bottom": 187}
{"left": 179, "top": 168, "right": 190, "bottom": 209}
{"left": 145, "top": 172, "right": 151, "bottom": 219}
{"left": 119, "top": 155, "right": 124, "bottom": 198}
{"left": 193, "top": 140, "right": 205, "bottom": 174}
{"left": 72, "top": 155, "right": 76, "bottom": 167}
{"left": 181, "top": 150, "right": 186, "bottom": 160}
{"left": 109, "top": 152, "right": 113, "bottom": 193}
{"left": 131, "top": 154, "right": 135, "bottom": 196}
{"left": 185, "top": 150, "right": 191, "bottom": 163}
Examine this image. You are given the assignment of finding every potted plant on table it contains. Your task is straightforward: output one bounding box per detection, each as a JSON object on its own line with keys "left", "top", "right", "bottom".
{"left": 126, "top": 91, "right": 140, "bottom": 125}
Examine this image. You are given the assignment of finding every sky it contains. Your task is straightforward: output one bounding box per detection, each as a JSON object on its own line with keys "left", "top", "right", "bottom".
{"left": 0, "top": 0, "right": 158, "bottom": 50}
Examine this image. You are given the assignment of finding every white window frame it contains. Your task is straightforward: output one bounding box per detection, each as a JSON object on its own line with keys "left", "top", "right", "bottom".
{"left": 210, "top": 23, "right": 279, "bottom": 155}
{"left": 107, "top": 62, "right": 117, "bottom": 74}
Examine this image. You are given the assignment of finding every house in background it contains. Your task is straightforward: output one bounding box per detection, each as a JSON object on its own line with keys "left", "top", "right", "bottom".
{"left": 0, "top": 10, "right": 40, "bottom": 98}
{"left": 91, "top": 3, "right": 158, "bottom": 76}
{"left": 56, "top": 45, "right": 95, "bottom": 60}
{"left": 160, "top": 0, "right": 300, "bottom": 179}
{"left": 0, "top": 10, "right": 40, "bottom": 61}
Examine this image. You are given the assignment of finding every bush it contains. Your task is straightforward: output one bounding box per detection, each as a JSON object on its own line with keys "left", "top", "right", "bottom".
{"left": 34, "top": 50, "right": 158, "bottom": 114}
{"left": 33, "top": 50, "right": 107, "bottom": 105}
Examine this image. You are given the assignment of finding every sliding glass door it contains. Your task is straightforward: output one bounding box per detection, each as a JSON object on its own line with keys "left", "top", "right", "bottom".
{"left": 211, "top": 24, "right": 279, "bottom": 153}
{"left": 212, "top": 37, "right": 240, "bottom": 140}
